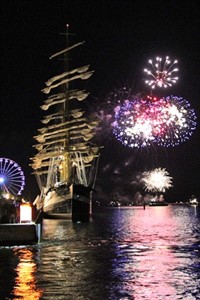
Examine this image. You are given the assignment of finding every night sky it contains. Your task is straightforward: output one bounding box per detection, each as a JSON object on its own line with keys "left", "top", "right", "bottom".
{"left": 0, "top": 0, "right": 199, "bottom": 202}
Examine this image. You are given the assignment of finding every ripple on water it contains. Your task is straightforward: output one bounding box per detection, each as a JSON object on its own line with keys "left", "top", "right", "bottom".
{"left": 0, "top": 205, "right": 200, "bottom": 299}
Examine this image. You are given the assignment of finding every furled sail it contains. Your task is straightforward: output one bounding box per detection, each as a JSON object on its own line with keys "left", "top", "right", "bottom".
{"left": 41, "top": 71, "right": 94, "bottom": 94}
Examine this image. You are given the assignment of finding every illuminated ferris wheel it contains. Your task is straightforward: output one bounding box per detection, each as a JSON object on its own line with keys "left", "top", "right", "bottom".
{"left": 0, "top": 158, "right": 25, "bottom": 196}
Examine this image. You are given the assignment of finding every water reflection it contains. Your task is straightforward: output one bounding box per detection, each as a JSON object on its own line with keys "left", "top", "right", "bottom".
{"left": 117, "top": 208, "right": 179, "bottom": 299}
{"left": 12, "top": 248, "right": 43, "bottom": 299}
{"left": 0, "top": 205, "right": 199, "bottom": 299}
{"left": 110, "top": 206, "right": 200, "bottom": 299}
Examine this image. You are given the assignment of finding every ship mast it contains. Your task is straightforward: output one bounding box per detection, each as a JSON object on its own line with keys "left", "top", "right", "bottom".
{"left": 52, "top": 24, "right": 72, "bottom": 184}
{"left": 31, "top": 27, "right": 98, "bottom": 188}
{"left": 62, "top": 24, "right": 70, "bottom": 183}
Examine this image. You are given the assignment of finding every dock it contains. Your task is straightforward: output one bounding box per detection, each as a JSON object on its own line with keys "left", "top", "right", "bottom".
{"left": 0, "top": 223, "right": 40, "bottom": 246}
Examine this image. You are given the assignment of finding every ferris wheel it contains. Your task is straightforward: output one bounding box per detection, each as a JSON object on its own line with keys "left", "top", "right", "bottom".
{"left": 0, "top": 158, "right": 25, "bottom": 196}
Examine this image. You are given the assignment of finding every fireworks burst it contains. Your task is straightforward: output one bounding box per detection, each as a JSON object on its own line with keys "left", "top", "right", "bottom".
{"left": 94, "top": 53, "right": 196, "bottom": 149}
{"left": 112, "top": 92, "right": 197, "bottom": 148}
{"left": 144, "top": 56, "right": 179, "bottom": 89}
{"left": 113, "top": 96, "right": 157, "bottom": 148}
{"left": 155, "top": 95, "right": 197, "bottom": 147}
{"left": 141, "top": 168, "right": 173, "bottom": 193}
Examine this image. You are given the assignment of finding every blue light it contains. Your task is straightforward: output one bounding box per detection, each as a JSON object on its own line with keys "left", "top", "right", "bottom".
{"left": 0, "top": 177, "right": 4, "bottom": 184}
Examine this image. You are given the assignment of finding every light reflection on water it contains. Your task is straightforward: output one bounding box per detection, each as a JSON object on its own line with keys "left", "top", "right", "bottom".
{"left": 0, "top": 205, "right": 200, "bottom": 299}
{"left": 12, "top": 249, "right": 43, "bottom": 299}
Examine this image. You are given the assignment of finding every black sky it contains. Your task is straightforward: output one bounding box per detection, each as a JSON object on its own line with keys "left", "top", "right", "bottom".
{"left": 0, "top": 0, "right": 199, "bottom": 202}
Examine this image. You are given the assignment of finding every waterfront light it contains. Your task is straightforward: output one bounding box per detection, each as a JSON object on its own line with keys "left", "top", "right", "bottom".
{"left": 20, "top": 203, "right": 32, "bottom": 223}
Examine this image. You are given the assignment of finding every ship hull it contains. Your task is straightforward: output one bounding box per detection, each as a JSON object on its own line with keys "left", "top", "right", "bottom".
{"left": 72, "top": 184, "right": 92, "bottom": 223}
{"left": 42, "top": 184, "right": 92, "bottom": 222}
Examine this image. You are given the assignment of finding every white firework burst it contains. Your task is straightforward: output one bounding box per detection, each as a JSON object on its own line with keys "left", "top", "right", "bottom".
{"left": 141, "top": 167, "right": 173, "bottom": 192}
{"left": 144, "top": 56, "right": 179, "bottom": 89}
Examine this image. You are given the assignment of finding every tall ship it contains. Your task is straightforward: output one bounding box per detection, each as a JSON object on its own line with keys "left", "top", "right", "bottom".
{"left": 30, "top": 27, "right": 100, "bottom": 222}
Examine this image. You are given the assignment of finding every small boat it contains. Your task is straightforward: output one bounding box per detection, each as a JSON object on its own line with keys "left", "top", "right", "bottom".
{"left": 30, "top": 26, "right": 100, "bottom": 222}
{"left": 149, "top": 201, "right": 168, "bottom": 206}
{"left": 187, "top": 196, "right": 199, "bottom": 207}
{"left": 148, "top": 195, "right": 168, "bottom": 206}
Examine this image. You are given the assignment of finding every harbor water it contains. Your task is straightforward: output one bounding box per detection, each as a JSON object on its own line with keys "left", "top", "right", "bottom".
{"left": 0, "top": 204, "right": 200, "bottom": 300}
